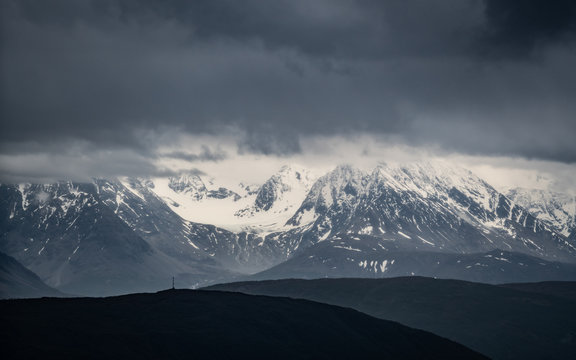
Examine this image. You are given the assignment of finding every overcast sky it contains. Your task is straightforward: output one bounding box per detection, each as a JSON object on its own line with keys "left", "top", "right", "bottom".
{"left": 1, "top": 0, "right": 575, "bottom": 189}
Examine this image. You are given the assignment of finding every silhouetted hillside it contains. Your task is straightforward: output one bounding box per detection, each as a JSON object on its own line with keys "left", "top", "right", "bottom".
{"left": 0, "top": 289, "right": 486, "bottom": 359}
{"left": 206, "top": 277, "right": 576, "bottom": 360}
{"left": 500, "top": 281, "right": 576, "bottom": 300}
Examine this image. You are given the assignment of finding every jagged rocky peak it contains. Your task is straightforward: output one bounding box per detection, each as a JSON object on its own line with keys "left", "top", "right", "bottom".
{"left": 168, "top": 173, "right": 207, "bottom": 200}
{"left": 254, "top": 165, "right": 314, "bottom": 211}
{"left": 239, "top": 182, "right": 259, "bottom": 196}
{"left": 165, "top": 173, "right": 241, "bottom": 202}
{"left": 286, "top": 165, "right": 366, "bottom": 227}
{"left": 368, "top": 161, "right": 542, "bottom": 229}
{"left": 309, "top": 164, "right": 366, "bottom": 203}
{"left": 17, "top": 181, "right": 92, "bottom": 198}
{"left": 207, "top": 187, "right": 241, "bottom": 201}
{"left": 369, "top": 160, "right": 508, "bottom": 214}
{"left": 8, "top": 182, "right": 98, "bottom": 216}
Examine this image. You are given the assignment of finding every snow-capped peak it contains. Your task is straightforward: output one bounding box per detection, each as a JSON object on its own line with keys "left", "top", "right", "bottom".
{"left": 254, "top": 165, "right": 315, "bottom": 211}
{"left": 507, "top": 187, "right": 576, "bottom": 239}
{"left": 371, "top": 160, "right": 497, "bottom": 210}
{"left": 168, "top": 173, "right": 207, "bottom": 200}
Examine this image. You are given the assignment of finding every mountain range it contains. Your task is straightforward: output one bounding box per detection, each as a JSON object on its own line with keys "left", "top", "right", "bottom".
{"left": 1, "top": 161, "right": 575, "bottom": 295}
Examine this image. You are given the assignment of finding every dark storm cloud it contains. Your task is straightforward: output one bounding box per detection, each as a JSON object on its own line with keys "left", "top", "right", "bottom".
{"left": 6, "top": 0, "right": 480, "bottom": 59}
{"left": 0, "top": 147, "right": 180, "bottom": 183}
{"left": 238, "top": 129, "right": 302, "bottom": 156}
{"left": 481, "top": 0, "right": 576, "bottom": 57}
{"left": 163, "top": 146, "right": 227, "bottom": 162}
{"left": 1, "top": 0, "right": 576, "bottom": 181}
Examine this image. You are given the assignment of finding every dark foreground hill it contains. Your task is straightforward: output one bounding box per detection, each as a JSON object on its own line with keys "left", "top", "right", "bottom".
{"left": 0, "top": 251, "right": 64, "bottom": 299}
{"left": 206, "top": 277, "right": 576, "bottom": 360}
{"left": 0, "top": 289, "right": 486, "bottom": 360}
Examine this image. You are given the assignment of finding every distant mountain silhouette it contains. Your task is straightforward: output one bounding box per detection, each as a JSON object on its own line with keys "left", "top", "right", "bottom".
{"left": 206, "top": 277, "right": 576, "bottom": 360}
{"left": 500, "top": 280, "right": 576, "bottom": 300}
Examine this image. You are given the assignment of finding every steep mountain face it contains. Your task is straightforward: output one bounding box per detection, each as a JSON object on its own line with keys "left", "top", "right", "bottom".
{"left": 287, "top": 165, "right": 366, "bottom": 237}
{"left": 252, "top": 165, "right": 315, "bottom": 212}
{"left": 97, "top": 178, "right": 291, "bottom": 273}
{"left": 0, "top": 183, "right": 162, "bottom": 295}
{"left": 96, "top": 178, "right": 211, "bottom": 263}
{"left": 284, "top": 162, "right": 575, "bottom": 264}
{"left": 0, "top": 251, "right": 63, "bottom": 299}
{"left": 96, "top": 178, "right": 241, "bottom": 270}
{"left": 507, "top": 187, "right": 576, "bottom": 240}
{"left": 0, "top": 182, "right": 261, "bottom": 295}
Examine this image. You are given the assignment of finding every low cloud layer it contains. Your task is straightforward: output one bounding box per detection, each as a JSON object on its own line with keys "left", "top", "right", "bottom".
{"left": 1, "top": 0, "right": 575, "bottom": 181}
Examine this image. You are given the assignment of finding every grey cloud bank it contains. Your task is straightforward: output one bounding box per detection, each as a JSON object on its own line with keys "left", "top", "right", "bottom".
{"left": 1, "top": 0, "right": 576, "bottom": 181}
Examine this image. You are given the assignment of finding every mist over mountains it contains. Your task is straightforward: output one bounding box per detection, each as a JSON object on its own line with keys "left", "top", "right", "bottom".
{"left": 1, "top": 161, "right": 575, "bottom": 296}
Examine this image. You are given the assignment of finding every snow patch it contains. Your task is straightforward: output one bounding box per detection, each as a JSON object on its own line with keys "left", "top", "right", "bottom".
{"left": 397, "top": 231, "right": 411, "bottom": 239}
{"left": 333, "top": 245, "right": 362, "bottom": 252}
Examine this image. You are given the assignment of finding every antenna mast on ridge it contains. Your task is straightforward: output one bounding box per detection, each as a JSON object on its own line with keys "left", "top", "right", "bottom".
{"left": 172, "top": 276, "right": 175, "bottom": 290}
